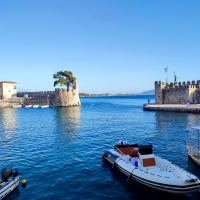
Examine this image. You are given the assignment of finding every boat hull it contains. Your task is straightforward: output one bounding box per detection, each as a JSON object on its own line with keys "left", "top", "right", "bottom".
{"left": 103, "top": 152, "right": 200, "bottom": 194}
{"left": 24, "top": 105, "right": 32, "bottom": 108}
{"left": 40, "top": 105, "right": 49, "bottom": 108}
{"left": 187, "top": 144, "right": 200, "bottom": 166}
{"left": 12, "top": 105, "right": 22, "bottom": 108}
{"left": 32, "top": 105, "right": 39, "bottom": 108}
{"left": 0, "top": 177, "right": 19, "bottom": 200}
{"left": 188, "top": 153, "right": 200, "bottom": 166}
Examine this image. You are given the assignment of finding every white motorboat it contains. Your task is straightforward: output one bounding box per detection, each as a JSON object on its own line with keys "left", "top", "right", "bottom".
{"left": 24, "top": 105, "right": 32, "bottom": 108}
{"left": 32, "top": 105, "right": 39, "bottom": 108}
{"left": 102, "top": 142, "right": 200, "bottom": 194}
{"left": 0, "top": 167, "right": 19, "bottom": 200}
{"left": 40, "top": 105, "right": 49, "bottom": 108}
{"left": 12, "top": 105, "right": 22, "bottom": 108}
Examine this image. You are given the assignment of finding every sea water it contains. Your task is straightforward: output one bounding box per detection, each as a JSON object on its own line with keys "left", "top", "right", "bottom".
{"left": 0, "top": 96, "right": 200, "bottom": 200}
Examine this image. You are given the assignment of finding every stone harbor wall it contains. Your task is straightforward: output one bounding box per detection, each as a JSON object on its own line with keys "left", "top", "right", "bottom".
{"left": 23, "top": 98, "right": 51, "bottom": 105}
{"left": 155, "top": 81, "right": 200, "bottom": 104}
{"left": 144, "top": 104, "right": 200, "bottom": 114}
{"left": 0, "top": 97, "right": 24, "bottom": 107}
{"left": 0, "top": 87, "right": 81, "bottom": 107}
{"left": 194, "top": 89, "right": 200, "bottom": 103}
{"left": 17, "top": 91, "right": 54, "bottom": 98}
{"left": 17, "top": 88, "right": 81, "bottom": 107}
{"left": 53, "top": 88, "right": 81, "bottom": 107}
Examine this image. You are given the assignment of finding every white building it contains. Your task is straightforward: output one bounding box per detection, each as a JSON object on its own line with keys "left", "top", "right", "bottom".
{"left": 0, "top": 81, "right": 17, "bottom": 99}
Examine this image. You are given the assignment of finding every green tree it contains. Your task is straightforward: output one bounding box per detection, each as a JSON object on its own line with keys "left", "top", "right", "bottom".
{"left": 53, "top": 71, "right": 76, "bottom": 91}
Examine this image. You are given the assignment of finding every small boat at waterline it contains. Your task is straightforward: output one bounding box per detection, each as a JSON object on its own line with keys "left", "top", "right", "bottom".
{"left": 24, "top": 105, "right": 32, "bottom": 108}
{"left": 32, "top": 105, "right": 39, "bottom": 108}
{"left": 12, "top": 105, "right": 22, "bottom": 108}
{"left": 0, "top": 167, "right": 19, "bottom": 200}
{"left": 102, "top": 142, "right": 200, "bottom": 194}
{"left": 40, "top": 105, "right": 49, "bottom": 108}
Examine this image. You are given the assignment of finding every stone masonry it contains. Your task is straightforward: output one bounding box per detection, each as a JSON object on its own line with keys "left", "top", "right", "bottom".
{"left": 53, "top": 88, "right": 81, "bottom": 107}
{"left": 155, "top": 80, "right": 200, "bottom": 104}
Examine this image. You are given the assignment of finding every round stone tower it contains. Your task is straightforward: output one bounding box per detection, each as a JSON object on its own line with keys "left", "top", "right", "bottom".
{"left": 53, "top": 84, "right": 81, "bottom": 107}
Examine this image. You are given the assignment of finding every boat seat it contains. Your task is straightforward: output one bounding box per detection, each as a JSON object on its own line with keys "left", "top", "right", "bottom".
{"left": 139, "top": 154, "right": 156, "bottom": 167}
{"left": 129, "top": 149, "right": 138, "bottom": 157}
{"left": 117, "top": 147, "right": 138, "bottom": 157}
{"left": 143, "top": 158, "right": 156, "bottom": 167}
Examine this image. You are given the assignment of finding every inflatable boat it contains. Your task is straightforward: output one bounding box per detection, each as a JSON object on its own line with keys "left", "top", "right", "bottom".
{"left": 0, "top": 167, "right": 19, "bottom": 200}
{"left": 102, "top": 142, "right": 200, "bottom": 193}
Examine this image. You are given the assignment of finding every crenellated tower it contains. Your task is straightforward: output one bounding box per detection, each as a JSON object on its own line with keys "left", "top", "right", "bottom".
{"left": 155, "top": 81, "right": 166, "bottom": 104}
{"left": 155, "top": 80, "right": 200, "bottom": 104}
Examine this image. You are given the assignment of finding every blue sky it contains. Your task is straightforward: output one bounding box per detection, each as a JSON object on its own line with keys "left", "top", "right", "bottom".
{"left": 0, "top": 0, "right": 200, "bottom": 93}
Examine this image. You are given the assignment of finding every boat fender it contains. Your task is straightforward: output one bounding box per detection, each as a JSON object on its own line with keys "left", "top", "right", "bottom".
{"left": 134, "top": 160, "right": 138, "bottom": 168}
{"left": 22, "top": 179, "right": 27, "bottom": 187}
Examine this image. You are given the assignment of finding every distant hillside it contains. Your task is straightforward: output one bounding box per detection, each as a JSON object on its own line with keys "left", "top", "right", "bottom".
{"left": 140, "top": 90, "right": 155, "bottom": 95}
{"left": 80, "top": 91, "right": 155, "bottom": 96}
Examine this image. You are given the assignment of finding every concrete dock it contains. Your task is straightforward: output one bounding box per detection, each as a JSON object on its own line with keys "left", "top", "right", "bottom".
{"left": 143, "top": 104, "right": 200, "bottom": 114}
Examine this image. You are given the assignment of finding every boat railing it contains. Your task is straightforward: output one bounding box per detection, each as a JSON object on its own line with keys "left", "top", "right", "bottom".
{"left": 115, "top": 147, "right": 125, "bottom": 160}
{"left": 115, "top": 147, "right": 131, "bottom": 162}
{"left": 115, "top": 147, "right": 124, "bottom": 155}
{"left": 188, "top": 144, "right": 200, "bottom": 158}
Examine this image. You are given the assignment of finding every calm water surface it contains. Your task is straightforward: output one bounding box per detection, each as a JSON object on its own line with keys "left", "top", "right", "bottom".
{"left": 1, "top": 96, "right": 200, "bottom": 200}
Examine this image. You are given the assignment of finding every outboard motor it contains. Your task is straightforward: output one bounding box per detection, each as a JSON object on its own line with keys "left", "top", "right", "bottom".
{"left": 1, "top": 167, "right": 13, "bottom": 181}
{"left": 13, "top": 170, "right": 19, "bottom": 178}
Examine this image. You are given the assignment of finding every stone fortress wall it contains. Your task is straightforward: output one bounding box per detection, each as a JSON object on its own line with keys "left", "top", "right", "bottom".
{"left": 17, "top": 91, "right": 55, "bottom": 105}
{"left": 0, "top": 97, "right": 24, "bottom": 107}
{"left": 0, "top": 88, "right": 80, "bottom": 107}
{"left": 17, "top": 88, "right": 80, "bottom": 107}
{"left": 155, "top": 80, "right": 200, "bottom": 104}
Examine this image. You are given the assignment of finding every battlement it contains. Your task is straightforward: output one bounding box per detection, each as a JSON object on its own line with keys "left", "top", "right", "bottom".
{"left": 155, "top": 80, "right": 200, "bottom": 104}
{"left": 155, "top": 80, "right": 200, "bottom": 89}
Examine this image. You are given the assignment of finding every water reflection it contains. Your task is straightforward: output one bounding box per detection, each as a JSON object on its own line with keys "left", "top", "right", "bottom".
{"left": 187, "top": 114, "right": 200, "bottom": 127}
{"left": 153, "top": 112, "right": 189, "bottom": 161}
{"left": 55, "top": 107, "right": 80, "bottom": 135}
{"left": 0, "top": 108, "right": 16, "bottom": 130}
{"left": 154, "top": 112, "right": 188, "bottom": 131}
{"left": 0, "top": 108, "right": 17, "bottom": 141}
